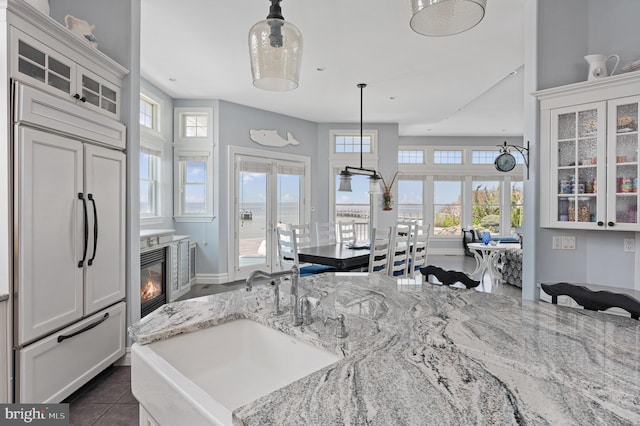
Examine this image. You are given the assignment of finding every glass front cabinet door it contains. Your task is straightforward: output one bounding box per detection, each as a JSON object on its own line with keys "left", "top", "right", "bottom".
{"left": 538, "top": 73, "right": 640, "bottom": 231}
{"left": 550, "top": 102, "right": 607, "bottom": 229}
{"left": 607, "top": 96, "right": 640, "bottom": 230}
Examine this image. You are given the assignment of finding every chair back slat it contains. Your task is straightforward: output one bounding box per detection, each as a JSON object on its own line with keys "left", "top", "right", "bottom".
{"left": 315, "top": 222, "right": 337, "bottom": 245}
{"left": 389, "top": 226, "right": 410, "bottom": 278}
{"left": 338, "top": 220, "right": 357, "bottom": 244}
{"left": 288, "top": 224, "right": 312, "bottom": 249}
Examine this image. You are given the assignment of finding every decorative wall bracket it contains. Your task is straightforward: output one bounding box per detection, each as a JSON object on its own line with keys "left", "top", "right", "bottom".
{"left": 496, "top": 140, "right": 530, "bottom": 179}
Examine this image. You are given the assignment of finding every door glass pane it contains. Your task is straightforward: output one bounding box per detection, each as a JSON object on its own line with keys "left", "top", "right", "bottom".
{"left": 82, "top": 75, "right": 100, "bottom": 93}
{"left": 238, "top": 171, "right": 267, "bottom": 267}
{"left": 433, "top": 179, "right": 461, "bottom": 236}
{"left": 102, "top": 85, "right": 117, "bottom": 101}
{"left": 48, "top": 57, "right": 71, "bottom": 79}
{"left": 48, "top": 73, "right": 71, "bottom": 93}
{"left": 398, "top": 179, "right": 423, "bottom": 224}
{"left": 615, "top": 102, "right": 639, "bottom": 225}
{"left": 276, "top": 173, "right": 302, "bottom": 228}
{"left": 18, "top": 58, "right": 45, "bottom": 82}
{"left": 472, "top": 180, "right": 501, "bottom": 234}
{"left": 82, "top": 89, "right": 100, "bottom": 107}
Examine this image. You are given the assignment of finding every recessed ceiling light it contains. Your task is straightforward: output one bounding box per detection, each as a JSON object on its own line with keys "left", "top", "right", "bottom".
{"left": 510, "top": 70, "right": 518, "bottom": 76}
{"left": 389, "top": 96, "right": 396, "bottom": 100}
{"left": 501, "top": 129, "right": 508, "bottom": 132}
{"left": 316, "top": 67, "right": 326, "bottom": 72}
{"left": 169, "top": 78, "right": 176, "bottom": 82}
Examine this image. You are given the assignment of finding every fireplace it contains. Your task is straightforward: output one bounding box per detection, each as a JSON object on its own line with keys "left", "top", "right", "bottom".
{"left": 140, "top": 247, "right": 167, "bottom": 317}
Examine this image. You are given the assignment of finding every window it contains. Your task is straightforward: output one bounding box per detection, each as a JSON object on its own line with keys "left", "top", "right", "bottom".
{"left": 173, "top": 107, "right": 215, "bottom": 222}
{"left": 433, "top": 179, "right": 462, "bottom": 236}
{"left": 177, "top": 154, "right": 209, "bottom": 216}
{"left": 397, "top": 179, "right": 423, "bottom": 224}
{"left": 510, "top": 181, "right": 524, "bottom": 232}
{"left": 139, "top": 97, "right": 156, "bottom": 129}
{"left": 335, "top": 135, "right": 371, "bottom": 153}
{"left": 140, "top": 147, "right": 161, "bottom": 217}
{"left": 472, "top": 150, "right": 500, "bottom": 164}
{"left": 183, "top": 114, "right": 208, "bottom": 138}
{"left": 434, "top": 150, "right": 462, "bottom": 164}
{"left": 398, "top": 150, "right": 424, "bottom": 164}
{"left": 472, "top": 179, "right": 502, "bottom": 234}
{"left": 335, "top": 173, "right": 371, "bottom": 223}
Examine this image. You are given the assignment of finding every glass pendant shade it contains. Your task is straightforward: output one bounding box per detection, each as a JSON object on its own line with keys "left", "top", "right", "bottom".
{"left": 369, "top": 176, "right": 382, "bottom": 194}
{"left": 409, "top": 0, "right": 487, "bottom": 37}
{"left": 338, "top": 171, "right": 353, "bottom": 192}
{"left": 249, "top": 18, "right": 303, "bottom": 91}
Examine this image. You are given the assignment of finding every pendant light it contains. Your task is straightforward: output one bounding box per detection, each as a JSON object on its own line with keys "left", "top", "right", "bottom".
{"left": 338, "top": 83, "right": 382, "bottom": 193}
{"left": 248, "top": 0, "right": 303, "bottom": 91}
{"left": 409, "top": 0, "right": 487, "bottom": 37}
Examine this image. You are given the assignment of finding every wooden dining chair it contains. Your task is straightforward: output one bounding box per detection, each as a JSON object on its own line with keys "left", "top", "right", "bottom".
{"left": 277, "top": 228, "right": 335, "bottom": 276}
{"left": 388, "top": 226, "right": 410, "bottom": 278}
{"left": 368, "top": 227, "right": 392, "bottom": 274}
{"left": 287, "top": 223, "right": 312, "bottom": 249}
{"left": 408, "top": 223, "right": 431, "bottom": 276}
{"left": 315, "top": 222, "right": 337, "bottom": 245}
{"left": 338, "top": 221, "right": 357, "bottom": 245}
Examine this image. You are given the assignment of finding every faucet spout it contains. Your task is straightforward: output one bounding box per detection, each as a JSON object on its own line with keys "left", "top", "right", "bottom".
{"left": 245, "top": 266, "right": 302, "bottom": 326}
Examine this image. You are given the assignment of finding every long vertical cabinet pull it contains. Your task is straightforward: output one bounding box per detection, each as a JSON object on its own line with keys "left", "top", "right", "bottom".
{"left": 88, "top": 194, "right": 98, "bottom": 265}
{"left": 78, "top": 193, "right": 88, "bottom": 267}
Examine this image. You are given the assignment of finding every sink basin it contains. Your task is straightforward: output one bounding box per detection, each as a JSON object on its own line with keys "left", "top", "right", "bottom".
{"left": 132, "top": 319, "right": 340, "bottom": 426}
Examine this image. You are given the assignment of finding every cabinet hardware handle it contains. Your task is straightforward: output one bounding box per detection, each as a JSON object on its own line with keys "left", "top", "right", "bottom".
{"left": 78, "top": 193, "right": 88, "bottom": 267}
{"left": 72, "top": 93, "right": 87, "bottom": 102}
{"left": 73, "top": 93, "right": 80, "bottom": 100}
{"left": 57, "top": 313, "right": 109, "bottom": 343}
{"left": 597, "top": 221, "right": 604, "bottom": 226}
{"left": 81, "top": 96, "right": 86, "bottom": 102}
{"left": 608, "top": 221, "right": 615, "bottom": 227}
{"left": 88, "top": 194, "right": 98, "bottom": 266}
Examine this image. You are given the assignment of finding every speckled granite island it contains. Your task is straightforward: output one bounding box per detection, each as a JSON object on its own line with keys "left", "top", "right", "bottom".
{"left": 129, "top": 273, "right": 640, "bottom": 425}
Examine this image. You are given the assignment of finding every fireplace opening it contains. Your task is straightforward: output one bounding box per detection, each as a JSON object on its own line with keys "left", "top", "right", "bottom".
{"left": 140, "top": 247, "right": 167, "bottom": 317}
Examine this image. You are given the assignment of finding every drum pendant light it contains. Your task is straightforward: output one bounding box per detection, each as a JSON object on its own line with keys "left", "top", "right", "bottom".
{"left": 248, "top": 0, "right": 303, "bottom": 91}
{"left": 409, "top": 0, "right": 487, "bottom": 37}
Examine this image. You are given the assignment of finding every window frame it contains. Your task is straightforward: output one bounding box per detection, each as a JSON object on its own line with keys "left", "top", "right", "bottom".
{"left": 139, "top": 90, "right": 166, "bottom": 225}
{"left": 139, "top": 143, "right": 162, "bottom": 222}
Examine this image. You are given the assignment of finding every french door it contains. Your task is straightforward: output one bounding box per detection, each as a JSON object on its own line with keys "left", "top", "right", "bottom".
{"left": 231, "top": 149, "right": 310, "bottom": 280}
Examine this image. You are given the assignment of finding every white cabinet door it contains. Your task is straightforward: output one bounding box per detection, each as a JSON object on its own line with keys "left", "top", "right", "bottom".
{"left": 0, "top": 300, "right": 8, "bottom": 403}
{"left": 16, "top": 127, "right": 84, "bottom": 346}
{"left": 84, "top": 145, "right": 126, "bottom": 315}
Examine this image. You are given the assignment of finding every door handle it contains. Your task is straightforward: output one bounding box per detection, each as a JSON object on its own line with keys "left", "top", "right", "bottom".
{"left": 78, "top": 193, "right": 88, "bottom": 267}
{"left": 88, "top": 194, "right": 98, "bottom": 266}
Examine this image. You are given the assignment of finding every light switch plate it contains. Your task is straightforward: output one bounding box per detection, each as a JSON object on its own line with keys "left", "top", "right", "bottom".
{"left": 561, "top": 236, "right": 576, "bottom": 250}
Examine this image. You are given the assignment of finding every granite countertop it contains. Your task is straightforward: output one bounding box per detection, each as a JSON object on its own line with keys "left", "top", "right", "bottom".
{"left": 129, "top": 273, "right": 640, "bottom": 425}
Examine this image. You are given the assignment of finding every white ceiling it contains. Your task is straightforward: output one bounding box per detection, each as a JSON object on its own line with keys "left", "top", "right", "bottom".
{"left": 140, "top": 0, "right": 525, "bottom": 137}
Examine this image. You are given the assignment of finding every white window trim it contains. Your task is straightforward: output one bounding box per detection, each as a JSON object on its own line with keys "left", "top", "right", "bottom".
{"left": 173, "top": 150, "right": 214, "bottom": 222}
{"left": 174, "top": 107, "right": 214, "bottom": 145}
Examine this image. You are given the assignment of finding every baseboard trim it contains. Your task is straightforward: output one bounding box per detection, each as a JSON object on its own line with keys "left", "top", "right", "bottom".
{"left": 194, "top": 273, "right": 230, "bottom": 285}
{"left": 115, "top": 348, "right": 131, "bottom": 366}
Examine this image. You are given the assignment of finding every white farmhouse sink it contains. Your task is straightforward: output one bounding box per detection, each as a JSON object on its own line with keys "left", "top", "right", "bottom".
{"left": 132, "top": 319, "right": 340, "bottom": 426}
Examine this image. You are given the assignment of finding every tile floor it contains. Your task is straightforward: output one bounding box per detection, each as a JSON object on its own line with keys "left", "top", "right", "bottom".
{"left": 65, "top": 254, "right": 521, "bottom": 425}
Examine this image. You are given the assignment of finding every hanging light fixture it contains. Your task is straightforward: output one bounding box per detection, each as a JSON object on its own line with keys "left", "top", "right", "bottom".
{"left": 338, "top": 83, "right": 382, "bottom": 193}
{"left": 248, "top": 0, "right": 303, "bottom": 91}
{"left": 409, "top": 0, "right": 487, "bottom": 37}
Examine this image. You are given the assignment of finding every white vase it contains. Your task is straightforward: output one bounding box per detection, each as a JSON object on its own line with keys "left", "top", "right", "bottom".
{"left": 24, "top": 0, "right": 50, "bottom": 16}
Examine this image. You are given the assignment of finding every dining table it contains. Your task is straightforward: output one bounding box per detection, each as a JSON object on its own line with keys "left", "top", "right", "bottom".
{"left": 297, "top": 242, "right": 370, "bottom": 271}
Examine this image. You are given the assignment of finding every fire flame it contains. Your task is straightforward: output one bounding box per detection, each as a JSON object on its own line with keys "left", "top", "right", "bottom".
{"left": 140, "top": 270, "right": 161, "bottom": 302}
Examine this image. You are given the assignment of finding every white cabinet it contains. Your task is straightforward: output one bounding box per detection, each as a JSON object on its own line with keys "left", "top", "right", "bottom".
{"left": 537, "top": 72, "right": 640, "bottom": 230}
{"left": 15, "top": 126, "right": 126, "bottom": 346}
{"left": 10, "top": 26, "right": 122, "bottom": 120}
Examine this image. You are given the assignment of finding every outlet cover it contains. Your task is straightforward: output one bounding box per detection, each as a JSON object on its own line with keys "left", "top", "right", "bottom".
{"left": 624, "top": 238, "right": 635, "bottom": 252}
{"left": 561, "top": 236, "right": 576, "bottom": 250}
{"left": 552, "top": 236, "right": 562, "bottom": 249}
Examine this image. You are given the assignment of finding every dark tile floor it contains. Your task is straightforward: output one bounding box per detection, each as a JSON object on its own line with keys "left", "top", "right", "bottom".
{"left": 66, "top": 255, "right": 520, "bottom": 425}
{"left": 63, "top": 365, "right": 137, "bottom": 426}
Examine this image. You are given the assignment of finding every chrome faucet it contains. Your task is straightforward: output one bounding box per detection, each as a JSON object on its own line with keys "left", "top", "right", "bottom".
{"left": 246, "top": 266, "right": 303, "bottom": 326}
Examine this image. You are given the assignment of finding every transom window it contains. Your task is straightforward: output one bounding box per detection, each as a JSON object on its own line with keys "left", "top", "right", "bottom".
{"left": 398, "top": 150, "right": 424, "bottom": 164}
{"left": 472, "top": 150, "right": 500, "bottom": 164}
{"left": 434, "top": 150, "right": 462, "bottom": 164}
{"left": 335, "top": 135, "right": 371, "bottom": 153}
{"left": 139, "top": 98, "right": 155, "bottom": 129}
{"left": 183, "top": 114, "right": 208, "bottom": 138}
